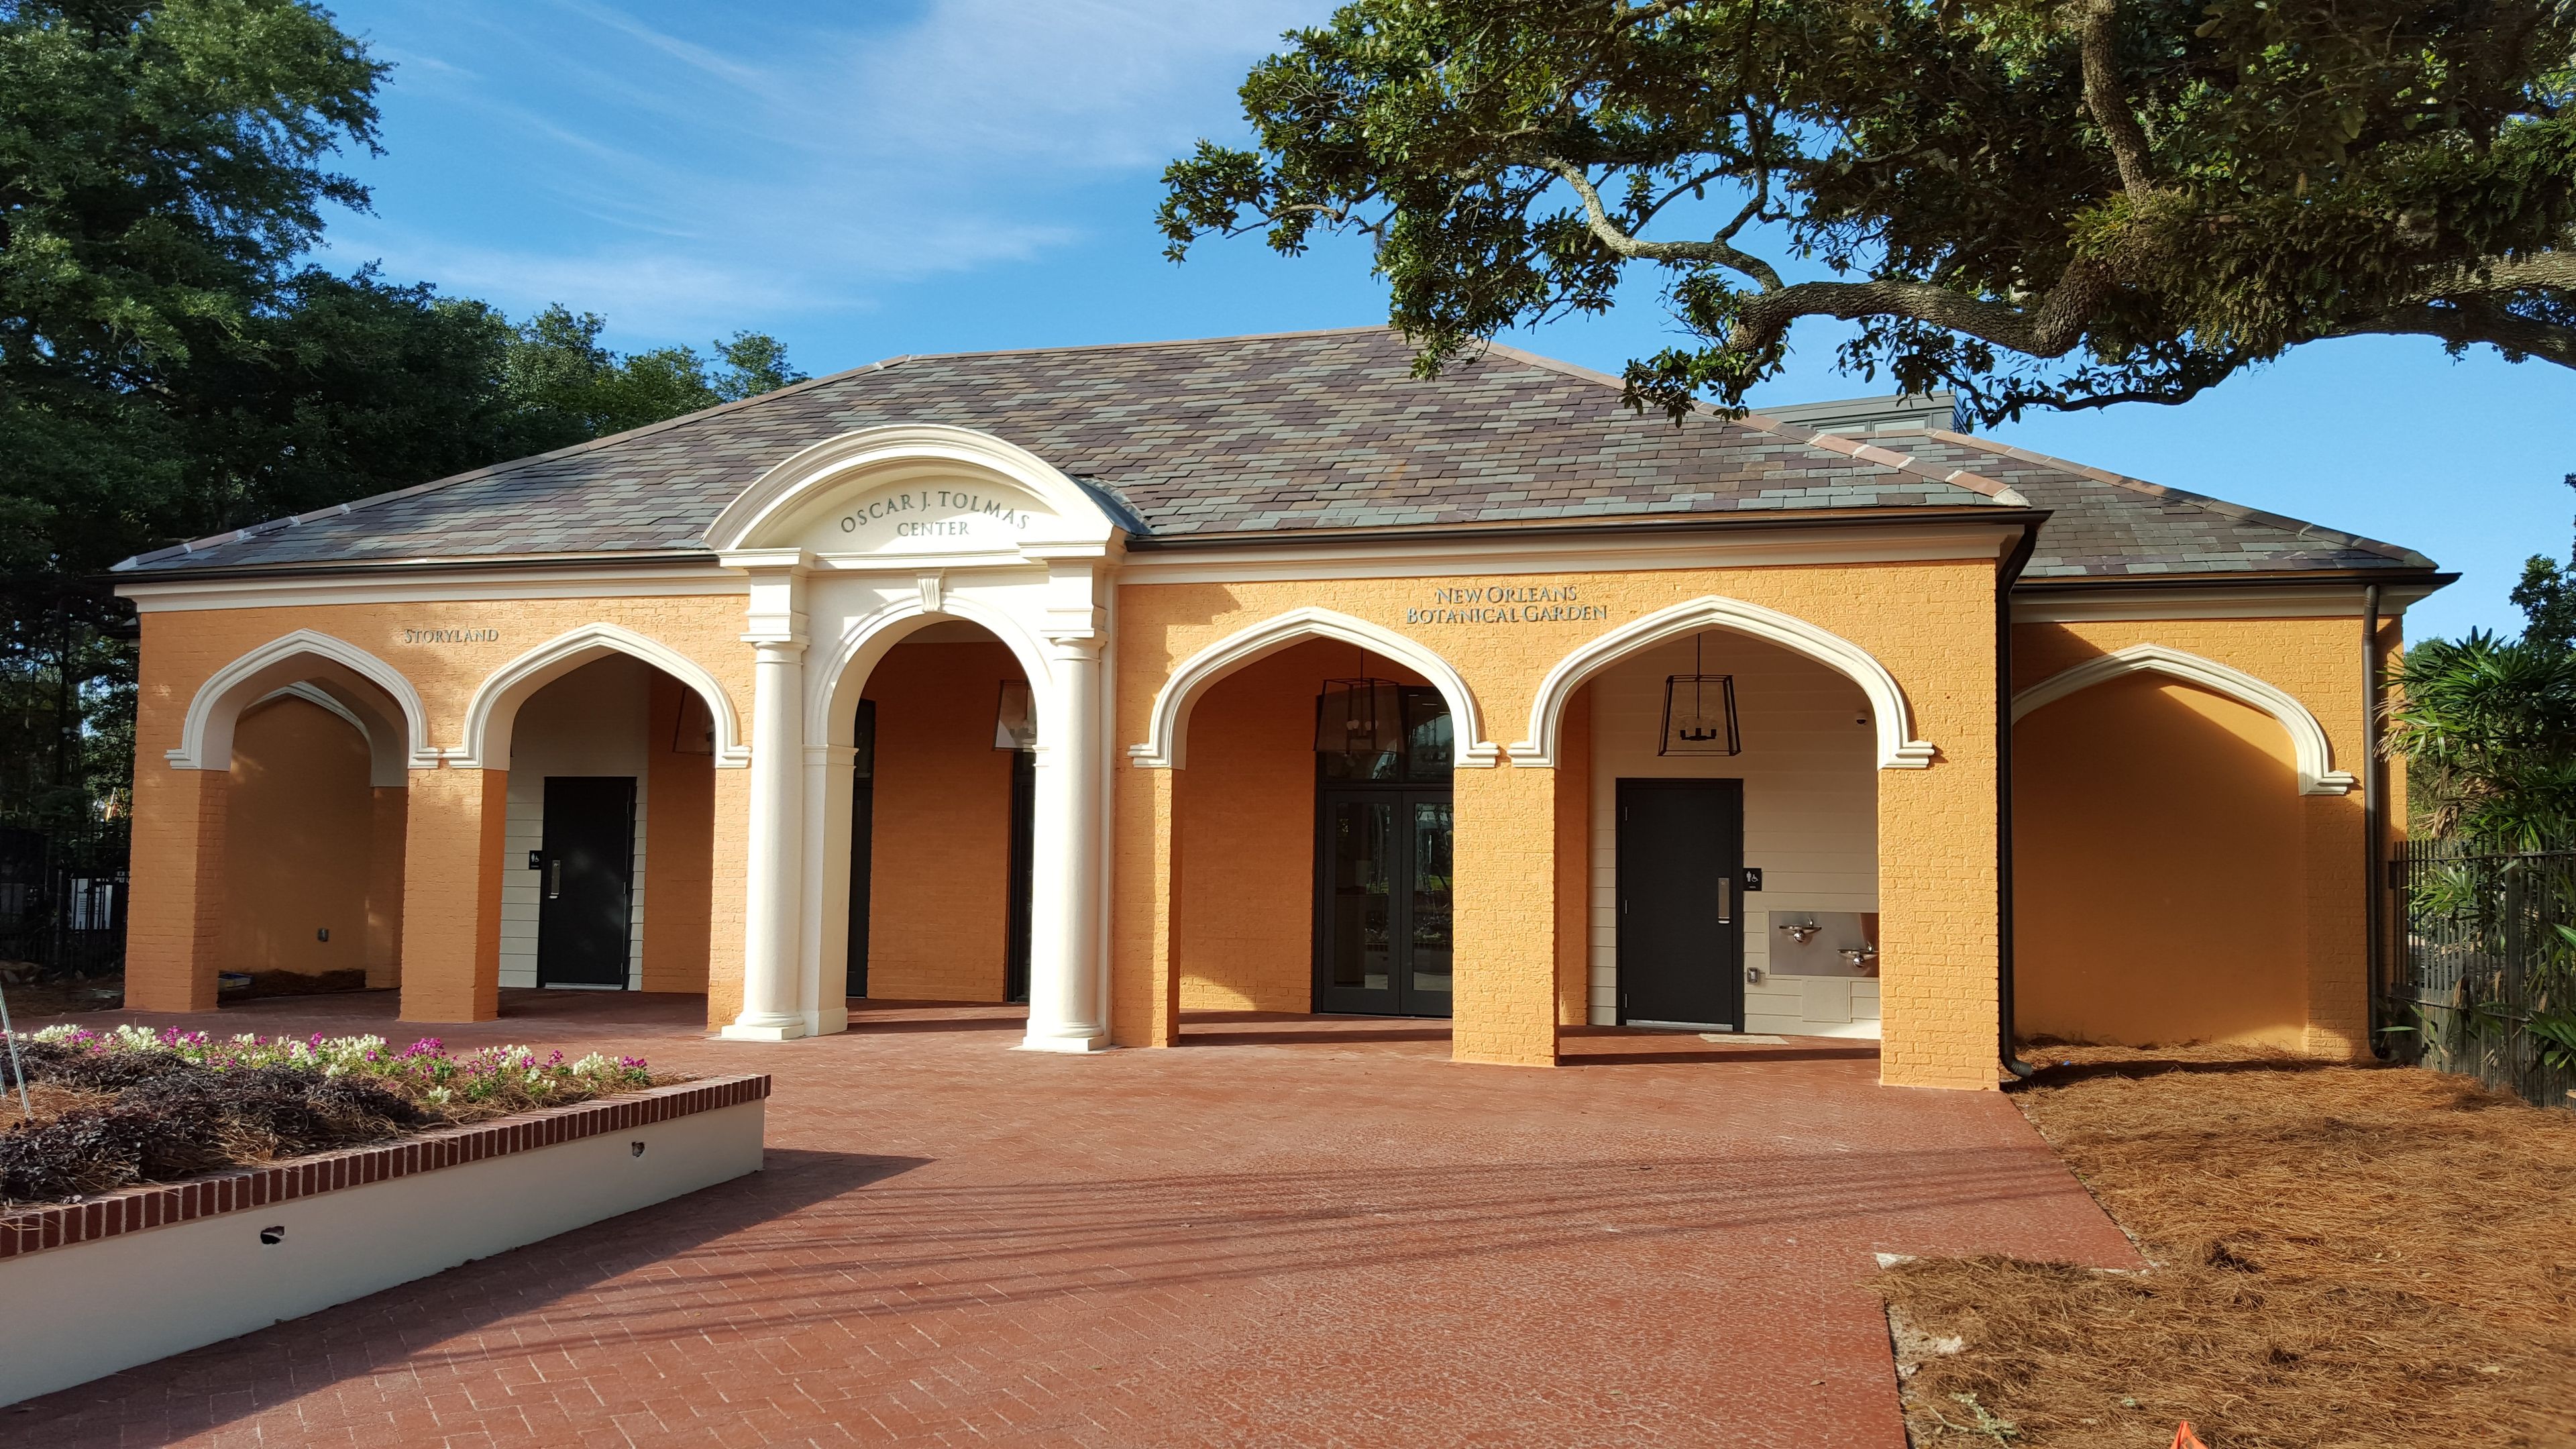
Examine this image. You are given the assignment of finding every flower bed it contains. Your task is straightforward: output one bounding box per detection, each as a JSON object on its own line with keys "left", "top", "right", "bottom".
{"left": 0, "top": 1026, "right": 679, "bottom": 1207}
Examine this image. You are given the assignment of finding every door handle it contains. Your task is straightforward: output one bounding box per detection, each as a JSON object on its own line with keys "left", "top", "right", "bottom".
{"left": 547, "top": 859, "right": 561, "bottom": 900}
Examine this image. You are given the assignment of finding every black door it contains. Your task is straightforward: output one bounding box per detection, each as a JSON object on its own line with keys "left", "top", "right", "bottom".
{"left": 536, "top": 775, "right": 635, "bottom": 989}
{"left": 1004, "top": 747, "right": 1036, "bottom": 1003}
{"left": 1617, "top": 778, "right": 1743, "bottom": 1029}
{"left": 1314, "top": 786, "right": 1454, "bottom": 1016}
{"left": 847, "top": 701, "right": 875, "bottom": 998}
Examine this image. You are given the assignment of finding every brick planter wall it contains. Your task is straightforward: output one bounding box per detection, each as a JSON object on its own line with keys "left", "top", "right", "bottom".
{"left": 0, "top": 1073, "right": 771, "bottom": 1407}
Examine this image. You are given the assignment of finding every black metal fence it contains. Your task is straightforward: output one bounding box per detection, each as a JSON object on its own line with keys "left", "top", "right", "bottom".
{"left": 2389, "top": 838, "right": 2576, "bottom": 1110}
{"left": 0, "top": 822, "right": 129, "bottom": 977}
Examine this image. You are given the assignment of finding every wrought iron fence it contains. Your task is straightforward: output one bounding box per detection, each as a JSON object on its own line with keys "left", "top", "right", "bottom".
{"left": 2389, "top": 838, "right": 2576, "bottom": 1110}
{"left": 0, "top": 820, "right": 129, "bottom": 978}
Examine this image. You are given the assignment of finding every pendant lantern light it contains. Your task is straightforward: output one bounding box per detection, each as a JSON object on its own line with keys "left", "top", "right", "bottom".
{"left": 1660, "top": 634, "right": 1741, "bottom": 756}
{"left": 1316, "top": 678, "right": 1405, "bottom": 758}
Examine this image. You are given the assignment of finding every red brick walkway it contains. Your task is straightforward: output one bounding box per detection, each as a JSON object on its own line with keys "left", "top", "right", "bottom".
{"left": 14, "top": 993, "right": 2139, "bottom": 1447}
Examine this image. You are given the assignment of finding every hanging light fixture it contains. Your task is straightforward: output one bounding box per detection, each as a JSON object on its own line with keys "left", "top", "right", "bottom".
{"left": 992, "top": 680, "right": 1036, "bottom": 750}
{"left": 1660, "top": 634, "right": 1741, "bottom": 755}
{"left": 1316, "top": 678, "right": 1404, "bottom": 759}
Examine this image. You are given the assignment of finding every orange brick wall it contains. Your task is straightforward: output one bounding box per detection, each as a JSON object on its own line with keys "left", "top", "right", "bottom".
{"left": 1175, "top": 639, "right": 1430, "bottom": 1013}
{"left": 1114, "top": 560, "right": 2006, "bottom": 1085}
{"left": 859, "top": 640, "right": 1022, "bottom": 1002}
{"left": 2013, "top": 614, "right": 2384, "bottom": 1057}
{"left": 641, "top": 672, "right": 716, "bottom": 994}
{"left": 2015, "top": 674, "right": 2308, "bottom": 1047}
{"left": 1554, "top": 688, "right": 1592, "bottom": 1028}
{"left": 223, "top": 698, "right": 375, "bottom": 977}
{"left": 366, "top": 786, "right": 407, "bottom": 988}
{"left": 125, "top": 595, "right": 753, "bottom": 1024}
{"left": 398, "top": 765, "right": 506, "bottom": 1022}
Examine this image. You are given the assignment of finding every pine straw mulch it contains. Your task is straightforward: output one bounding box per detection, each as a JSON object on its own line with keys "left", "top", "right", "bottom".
{"left": 1878, "top": 1044, "right": 2576, "bottom": 1448}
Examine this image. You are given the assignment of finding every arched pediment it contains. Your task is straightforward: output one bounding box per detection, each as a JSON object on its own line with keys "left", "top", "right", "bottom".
{"left": 706, "top": 424, "right": 1122, "bottom": 564}
{"left": 2012, "top": 643, "right": 2354, "bottom": 796}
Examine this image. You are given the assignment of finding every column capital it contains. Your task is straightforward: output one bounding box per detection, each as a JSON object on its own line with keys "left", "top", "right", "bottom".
{"left": 1042, "top": 630, "right": 1105, "bottom": 662}
{"left": 745, "top": 632, "right": 810, "bottom": 658}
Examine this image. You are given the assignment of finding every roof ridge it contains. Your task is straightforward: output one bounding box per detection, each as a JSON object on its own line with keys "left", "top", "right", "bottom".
{"left": 1733, "top": 414, "right": 2029, "bottom": 506}
{"left": 113, "top": 330, "right": 1428, "bottom": 570}
{"left": 113, "top": 357, "right": 910, "bottom": 572}
{"left": 1928, "top": 431, "right": 2432, "bottom": 568}
{"left": 865, "top": 324, "right": 1393, "bottom": 366}
{"left": 1468, "top": 341, "right": 2025, "bottom": 506}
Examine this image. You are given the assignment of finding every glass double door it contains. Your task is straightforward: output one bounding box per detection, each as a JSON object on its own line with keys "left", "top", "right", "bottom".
{"left": 1314, "top": 788, "right": 1454, "bottom": 1017}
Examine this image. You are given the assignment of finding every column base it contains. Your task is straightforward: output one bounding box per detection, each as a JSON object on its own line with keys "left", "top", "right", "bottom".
{"left": 720, "top": 1016, "right": 809, "bottom": 1042}
{"left": 1017, "top": 1029, "right": 1112, "bottom": 1053}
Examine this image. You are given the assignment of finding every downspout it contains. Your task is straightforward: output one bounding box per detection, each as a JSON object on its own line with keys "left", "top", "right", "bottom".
{"left": 1998, "top": 521, "right": 2043, "bottom": 1081}
{"left": 2365, "top": 584, "right": 2387, "bottom": 1058}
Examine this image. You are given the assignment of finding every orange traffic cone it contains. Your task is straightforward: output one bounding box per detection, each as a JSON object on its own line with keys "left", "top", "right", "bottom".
{"left": 2172, "top": 1424, "right": 2208, "bottom": 1449}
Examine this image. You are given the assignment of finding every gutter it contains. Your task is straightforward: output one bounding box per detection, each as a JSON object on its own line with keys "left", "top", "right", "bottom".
{"left": 1996, "top": 518, "right": 2045, "bottom": 1082}
{"left": 2365, "top": 584, "right": 2388, "bottom": 1058}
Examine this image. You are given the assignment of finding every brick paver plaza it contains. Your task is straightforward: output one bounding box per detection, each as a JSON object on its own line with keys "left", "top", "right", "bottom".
{"left": 19, "top": 993, "right": 2140, "bottom": 1446}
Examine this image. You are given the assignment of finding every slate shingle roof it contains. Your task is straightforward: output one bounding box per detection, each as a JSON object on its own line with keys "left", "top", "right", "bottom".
{"left": 112, "top": 327, "right": 2435, "bottom": 581}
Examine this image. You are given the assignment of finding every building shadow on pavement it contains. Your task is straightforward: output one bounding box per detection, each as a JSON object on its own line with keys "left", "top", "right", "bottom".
{"left": 10, "top": 1148, "right": 931, "bottom": 1447}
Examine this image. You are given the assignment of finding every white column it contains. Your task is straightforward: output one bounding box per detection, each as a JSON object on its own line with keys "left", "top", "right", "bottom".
{"left": 724, "top": 555, "right": 812, "bottom": 1042}
{"left": 1022, "top": 633, "right": 1108, "bottom": 1051}
{"left": 801, "top": 741, "right": 855, "bottom": 1039}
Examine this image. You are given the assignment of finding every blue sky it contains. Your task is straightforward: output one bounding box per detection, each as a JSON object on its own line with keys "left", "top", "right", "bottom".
{"left": 320, "top": 0, "right": 2572, "bottom": 641}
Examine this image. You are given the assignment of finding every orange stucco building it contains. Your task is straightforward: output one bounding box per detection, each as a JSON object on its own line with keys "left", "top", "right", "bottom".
{"left": 111, "top": 331, "right": 2445, "bottom": 1087}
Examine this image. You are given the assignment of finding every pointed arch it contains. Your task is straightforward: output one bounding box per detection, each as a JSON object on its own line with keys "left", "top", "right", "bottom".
{"left": 1128, "top": 607, "right": 1497, "bottom": 770}
{"left": 168, "top": 629, "right": 434, "bottom": 773}
{"left": 253, "top": 681, "right": 411, "bottom": 788}
{"left": 2012, "top": 644, "right": 2353, "bottom": 795}
{"left": 451, "top": 623, "right": 747, "bottom": 769}
{"left": 1513, "top": 596, "right": 1935, "bottom": 769}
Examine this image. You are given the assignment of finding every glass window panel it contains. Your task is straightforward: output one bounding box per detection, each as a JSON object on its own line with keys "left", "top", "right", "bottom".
{"left": 1403, "top": 689, "right": 1453, "bottom": 780}
{"left": 1409, "top": 800, "right": 1454, "bottom": 997}
{"left": 1328, "top": 800, "right": 1395, "bottom": 991}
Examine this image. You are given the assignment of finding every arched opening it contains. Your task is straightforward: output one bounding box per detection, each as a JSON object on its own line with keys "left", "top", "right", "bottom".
{"left": 1175, "top": 639, "right": 1456, "bottom": 1017}
{"left": 1570, "top": 629, "right": 1882, "bottom": 1037}
{"left": 223, "top": 686, "right": 407, "bottom": 996}
{"left": 2013, "top": 670, "right": 2310, "bottom": 1048}
{"left": 494, "top": 653, "right": 722, "bottom": 995}
{"left": 830, "top": 619, "right": 1042, "bottom": 1006}
{"left": 141, "top": 631, "right": 430, "bottom": 1012}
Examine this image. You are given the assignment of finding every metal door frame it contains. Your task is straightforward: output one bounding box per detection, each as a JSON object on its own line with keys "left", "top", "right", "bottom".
{"left": 535, "top": 775, "right": 637, "bottom": 990}
{"left": 1613, "top": 776, "right": 1745, "bottom": 1030}
{"left": 1311, "top": 783, "right": 1452, "bottom": 1018}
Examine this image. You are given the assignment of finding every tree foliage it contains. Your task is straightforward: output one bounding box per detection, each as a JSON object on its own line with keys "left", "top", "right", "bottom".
{"left": 0, "top": 1, "right": 805, "bottom": 824}
{"left": 2393, "top": 481, "right": 2576, "bottom": 849}
{"left": 1161, "top": 0, "right": 2576, "bottom": 421}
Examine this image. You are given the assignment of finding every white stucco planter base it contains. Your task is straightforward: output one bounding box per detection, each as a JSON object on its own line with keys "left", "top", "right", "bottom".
{"left": 0, "top": 1077, "right": 767, "bottom": 1407}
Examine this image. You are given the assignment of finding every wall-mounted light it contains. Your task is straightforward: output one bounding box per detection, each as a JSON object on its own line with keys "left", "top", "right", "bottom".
{"left": 669, "top": 689, "right": 714, "bottom": 755}
{"left": 993, "top": 680, "right": 1036, "bottom": 750}
{"left": 1660, "top": 635, "right": 1741, "bottom": 756}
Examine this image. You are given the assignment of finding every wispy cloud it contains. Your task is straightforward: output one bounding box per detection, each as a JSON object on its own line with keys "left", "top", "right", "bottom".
{"left": 330, "top": 0, "right": 1307, "bottom": 339}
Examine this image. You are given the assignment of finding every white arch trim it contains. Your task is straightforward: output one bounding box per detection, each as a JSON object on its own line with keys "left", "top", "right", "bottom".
{"left": 2011, "top": 643, "right": 2355, "bottom": 796}
{"left": 1128, "top": 607, "right": 1499, "bottom": 769}
{"left": 450, "top": 623, "right": 747, "bottom": 769}
{"left": 805, "top": 592, "right": 1057, "bottom": 747}
{"left": 168, "top": 629, "right": 435, "bottom": 773}
{"left": 253, "top": 682, "right": 411, "bottom": 788}
{"left": 1513, "top": 596, "right": 1936, "bottom": 770}
{"left": 705, "top": 423, "right": 1118, "bottom": 554}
